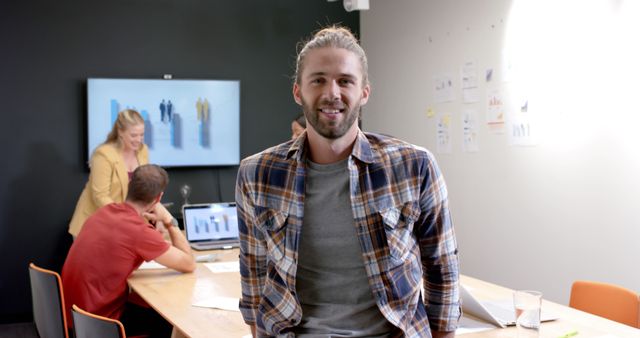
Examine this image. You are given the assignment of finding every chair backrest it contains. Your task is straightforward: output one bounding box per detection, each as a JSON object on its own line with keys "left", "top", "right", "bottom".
{"left": 28, "top": 262, "right": 69, "bottom": 338}
{"left": 72, "top": 304, "right": 126, "bottom": 338}
{"left": 569, "top": 280, "right": 640, "bottom": 328}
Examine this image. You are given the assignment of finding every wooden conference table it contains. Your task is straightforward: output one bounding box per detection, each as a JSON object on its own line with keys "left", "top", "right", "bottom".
{"left": 129, "top": 249, "right": 640, "bottom": 338}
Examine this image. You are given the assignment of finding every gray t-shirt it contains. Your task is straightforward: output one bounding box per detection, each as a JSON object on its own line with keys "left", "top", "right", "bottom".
{"left": 292, "top": 158, "right": 396, "bottom": 337}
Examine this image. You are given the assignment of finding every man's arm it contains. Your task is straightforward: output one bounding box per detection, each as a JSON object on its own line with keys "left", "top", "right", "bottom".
{"left": 89, "top": 149, "right": 118, "bottom": 208}
{"left": 236, "top": 163, "right": 268, "bottom": 335}
{"left": 417, "top": 151, "right": 461, "bottom": 332}
{"left": 145, "top": 203, "right": 196, "bottom": 273}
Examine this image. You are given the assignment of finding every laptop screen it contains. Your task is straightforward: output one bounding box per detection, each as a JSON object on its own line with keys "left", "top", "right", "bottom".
{"left": 182, "top": 203, "right": 239, "bottom": 243}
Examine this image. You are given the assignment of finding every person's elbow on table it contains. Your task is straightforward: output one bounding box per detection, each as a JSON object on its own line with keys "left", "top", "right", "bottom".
{"left": 179, "top": 254, "right": 196, "bottom": 273}
{"left": 155, "top": 247, "right": 196, "bottom": 273}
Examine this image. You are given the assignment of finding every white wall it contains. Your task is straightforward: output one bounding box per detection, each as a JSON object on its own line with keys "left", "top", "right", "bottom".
{"left": 361, "top": 0, "right": 640, "bottom": 304}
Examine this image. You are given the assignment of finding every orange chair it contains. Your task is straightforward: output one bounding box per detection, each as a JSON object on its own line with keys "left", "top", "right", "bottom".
{"left": 569, "top": 280, "right": 640, "bottom": 328}
{"left": 72, "top": 304, "right": 126, "bottom": 338}
{"left": 28, "top": 263, "right": 70, "bottom": 338}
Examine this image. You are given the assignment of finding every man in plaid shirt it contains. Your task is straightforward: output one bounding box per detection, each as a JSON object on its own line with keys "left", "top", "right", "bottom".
{"left": 236, "top": 25, "right": 460, "bottom": 338}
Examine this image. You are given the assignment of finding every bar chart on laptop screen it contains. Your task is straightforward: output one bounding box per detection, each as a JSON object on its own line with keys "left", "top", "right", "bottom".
{"left": 187, "top": 206, "right": 238, "bottom": 241}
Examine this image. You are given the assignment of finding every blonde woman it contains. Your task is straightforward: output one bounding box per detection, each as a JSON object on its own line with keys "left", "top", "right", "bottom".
{"left": 68, "top": 109, "right": 149, "bottom": 237}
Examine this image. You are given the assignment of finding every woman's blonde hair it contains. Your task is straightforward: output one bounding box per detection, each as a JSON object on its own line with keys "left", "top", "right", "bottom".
{"left": 104, "top": 109, "right": 145, "bottom": 149}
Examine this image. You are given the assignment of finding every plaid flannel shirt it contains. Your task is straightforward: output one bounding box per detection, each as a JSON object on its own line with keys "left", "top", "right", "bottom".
{"left": 235, "top": 131, "right": 460, "bottom": 337}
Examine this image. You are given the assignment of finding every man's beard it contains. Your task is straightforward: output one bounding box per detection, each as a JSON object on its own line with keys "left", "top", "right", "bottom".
{"left": 301, "top": 97, "right": 360, "bottom": 140}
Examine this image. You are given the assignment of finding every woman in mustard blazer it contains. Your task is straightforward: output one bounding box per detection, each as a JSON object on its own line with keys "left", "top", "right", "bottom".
{"left": 68, "top": 109, "right": 149, "bottom": 237}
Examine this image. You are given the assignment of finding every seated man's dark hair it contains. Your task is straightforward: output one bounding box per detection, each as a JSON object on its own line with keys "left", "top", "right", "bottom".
{"left": 126, "top": 164, "right": 169, "bottom": 204}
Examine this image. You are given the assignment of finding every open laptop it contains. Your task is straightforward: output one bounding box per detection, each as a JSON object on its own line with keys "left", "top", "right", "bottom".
{"left": 460, "top": 283, "right": 558, "bottom": 328}
{"left": 182, "top": 202, "right": 240, "bottom": 251}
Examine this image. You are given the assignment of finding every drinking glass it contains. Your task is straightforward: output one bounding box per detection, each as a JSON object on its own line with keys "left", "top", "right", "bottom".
{"left": 513, "top": 290, "right": 542, "bottom": 338}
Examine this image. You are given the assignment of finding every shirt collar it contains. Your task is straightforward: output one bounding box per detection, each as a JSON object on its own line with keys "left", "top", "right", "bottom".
{"left": 286, "top": 129, "right": 375, "bottom": 164}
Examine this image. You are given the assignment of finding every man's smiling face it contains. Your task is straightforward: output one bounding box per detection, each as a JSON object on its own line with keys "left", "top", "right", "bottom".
{"left": 293, "top": 47, "right": 370, "bottom": 140}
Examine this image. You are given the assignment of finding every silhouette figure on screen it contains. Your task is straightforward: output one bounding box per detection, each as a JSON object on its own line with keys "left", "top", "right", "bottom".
{"left": 167, "top": 100, "right": 173, "bottom": 122}
{"left": 196, "top": 98, "right": 210, "bottom": 122}
{"left": 160, "top": 100, "right": 167, "bottom": 122}
{"left": 203, "top": 99, "right": 209, "bottom": 122}
{"left": 196, "top": 98, "right": 203, "bottom": 121}
{"left": 196, "top": 98, "right": 211, "bottom": 148}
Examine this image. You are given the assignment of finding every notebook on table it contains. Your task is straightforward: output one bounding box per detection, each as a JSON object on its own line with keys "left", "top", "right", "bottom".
{"left": 182, "top": 203, "right": 240, "bottom": 251}
{"left": 460, "top": 283, "right": 559, "bottom": 328}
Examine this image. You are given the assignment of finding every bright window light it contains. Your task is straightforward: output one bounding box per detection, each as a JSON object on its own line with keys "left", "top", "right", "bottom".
{"left": 503, "top": 0, "right": 640, "bottom": 158}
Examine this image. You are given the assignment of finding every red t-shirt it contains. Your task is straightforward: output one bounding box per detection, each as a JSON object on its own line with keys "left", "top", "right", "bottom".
{"left": 62, "top": 202, "right": 170, "bottom": 326}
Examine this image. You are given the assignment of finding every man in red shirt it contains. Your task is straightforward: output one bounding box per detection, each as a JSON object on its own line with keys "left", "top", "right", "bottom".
{"left": 62, "top": 164, "right": 196, "bottom": 337}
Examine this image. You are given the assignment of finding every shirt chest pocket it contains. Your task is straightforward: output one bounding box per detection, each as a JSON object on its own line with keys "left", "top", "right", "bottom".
{"left": 379, "top": 202, "right": 421, "bottom": 263}
{"left": 255, "top": 208, "right": 289, "bottom": 262}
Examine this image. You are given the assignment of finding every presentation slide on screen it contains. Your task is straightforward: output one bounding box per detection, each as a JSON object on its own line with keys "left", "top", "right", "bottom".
{"left": 87, "top": 78, "right": 240, "bottom": 167}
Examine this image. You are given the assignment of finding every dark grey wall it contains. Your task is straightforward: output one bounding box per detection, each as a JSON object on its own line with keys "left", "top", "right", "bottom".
{"left": 0, "top": 0, "right": 358, "bottom": 322}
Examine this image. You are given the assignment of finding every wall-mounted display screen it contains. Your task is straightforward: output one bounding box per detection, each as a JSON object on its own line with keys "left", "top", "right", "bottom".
{"left": 87, "top": 78, "right": 240, "bottom": 167}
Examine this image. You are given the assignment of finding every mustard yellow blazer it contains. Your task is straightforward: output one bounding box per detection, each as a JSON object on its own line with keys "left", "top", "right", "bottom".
{"left": 68, "top": 143, "right": 149, "bottom": 236}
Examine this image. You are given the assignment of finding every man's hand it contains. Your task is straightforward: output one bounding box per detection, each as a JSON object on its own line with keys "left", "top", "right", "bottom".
{"left": 143, "top": 203, "right": 173, "bottom": 228}
{"left": 431, "top": 331, "right": 455, "bottom": 338}
{"left": 149, "top": 202, "right": 196, "bottom": 273}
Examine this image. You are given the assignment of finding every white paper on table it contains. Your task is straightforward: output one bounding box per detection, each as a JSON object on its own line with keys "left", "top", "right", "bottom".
{"left": 204, "top": 261, "right": 240, "bottom": 273}
{"left": 137, "top": 261, "right": 167, "bottom": 270}
{"left": 191, "top": 278, "right": 240, "bottom": 311}
{"left": 192, "top": 296, "right": 240, "bottom": 311}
